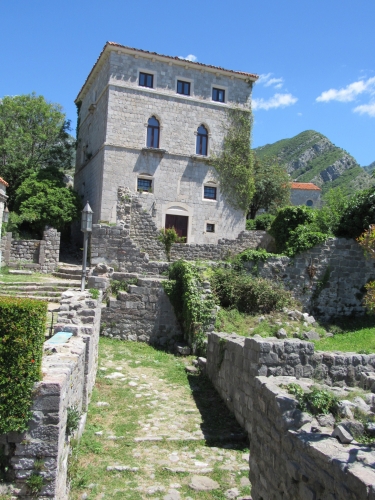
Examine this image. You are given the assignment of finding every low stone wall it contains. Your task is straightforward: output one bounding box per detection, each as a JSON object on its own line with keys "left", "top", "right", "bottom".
{"left": 1, "top": 228, "right": 61, "bottom": 273}
{"left": 206, "top": 332, "right": 375, "bottom": 499}
{"left": 246, "top": 237, "right": 375, "bottom": 320}
{"left": 101, "top": 276, "right": 183, "bottom": 347}
{"left": 0, "top": 290, "right": 101, "bottom": 499}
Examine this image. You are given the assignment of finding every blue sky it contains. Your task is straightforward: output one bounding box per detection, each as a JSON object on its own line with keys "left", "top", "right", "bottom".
{"left": 1, "top": 0, "right": 374, "bottom": 165}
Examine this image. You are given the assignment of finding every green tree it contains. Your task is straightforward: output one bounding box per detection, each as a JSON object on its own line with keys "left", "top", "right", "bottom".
{"left": 248, "top": 155, "right": 290, "bottom": 219}
{"left": 13, "top": 167, "right": 81, "bottom": 237}
{"left": 210, "top": 107, "right": 254, "bottom": 212}
{"left": 0, "top": 93, "right": 75, "bottom": 208}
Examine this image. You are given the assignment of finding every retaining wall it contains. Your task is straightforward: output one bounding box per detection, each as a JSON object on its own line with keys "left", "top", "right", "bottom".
{"left": 248, "top": 237, "right": 375, "bottom": 320}
{"left": 206, "top": 332, "right": 375, "bottom": 500}
{"left": 1, "top": 228, "right": 60, "bottom": 273}
{"left": 0, "top": 290, "right": 101, "bottom": 499}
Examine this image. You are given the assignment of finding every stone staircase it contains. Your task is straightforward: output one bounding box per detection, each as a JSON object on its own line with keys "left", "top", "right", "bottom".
{"left": 0, "top": 281, "right": 80, "bottom": 302}
{"left": 52, "top": 263, "right": 84, "bottom": 281}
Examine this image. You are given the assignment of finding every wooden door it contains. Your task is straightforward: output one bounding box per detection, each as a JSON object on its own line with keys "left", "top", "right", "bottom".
{"left": 165, "top": 214, "right": 188, "bottom": 241}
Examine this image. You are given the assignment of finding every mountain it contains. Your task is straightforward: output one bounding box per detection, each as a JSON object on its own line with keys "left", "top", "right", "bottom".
{"left": 364, "top": 161, "right": 375, "bottom": 175}
{"left": 254, "top": 130, "right": 374, "bottom": 195}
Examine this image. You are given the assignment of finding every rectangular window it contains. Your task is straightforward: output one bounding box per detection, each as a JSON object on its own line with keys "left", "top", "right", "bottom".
{"left": 177, "top": 80, "right": 191, "bottom": 96}
{"left": 139, "top": 72, "right": 154, "bottom": 88}
{"left": 137, "top": 178, "right": 152, "bottom": 192}
{"left": 204, "top": 186, "right": 217, "bottom": 200}
{"left": 212, "top": 87, "right": 225, "bottom": 102}
{"left": 206, "top": 223, "right": 215, "bottom": 233}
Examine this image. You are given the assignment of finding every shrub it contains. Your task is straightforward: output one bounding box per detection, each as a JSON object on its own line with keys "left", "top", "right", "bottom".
{"left": 89, "top": 288, "right": 99, "bottom": 299}
{"left": 269, "top": 206, "right": 317, "bottom": 253}
{"left": 158, "top": 227, "right": 185, "bottom": 261}
{"left": 163, "top": 261, "right": 216, "bottom": 351}
{"left": 284, "top": 383, "right": 338, "bottom": 415}
{"left": 210, "top": 268, "right": 294, "bottom": 314}
{"left": 0, "top": 297, "right": 47, "bottom": 433}
{"left": 108, "top": 278, "right": 137, "bottom": 297}
{"left": 246, "top": 214, "right": 276, "bottom": 231}
{"left": 284, "top": 225, "right": 328, "bottom": 257}
{"left": 335, "top": 186, "right": 375, "bottom": 239}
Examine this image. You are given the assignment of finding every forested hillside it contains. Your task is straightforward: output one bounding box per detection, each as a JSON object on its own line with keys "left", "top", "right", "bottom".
{"left": 255, "top": 130, "right": 374, "bottom": 195}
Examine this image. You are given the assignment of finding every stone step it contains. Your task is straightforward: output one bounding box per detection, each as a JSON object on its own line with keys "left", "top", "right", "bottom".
{"left": 0, "top": 285, "right": 71, "bottom": 292}
{"left": 0, "top": 281, "right": 79, "bottom": 288}
{"left": 0, "top": 290, "right": 64, "bottom": 297}
{"left": 55, "top": 267, "right": 82, "bottom": 276}
{"left": 0, "top": 294, "right": 62, "bottom": 302}
{"left": 52, "top": 272, "right": 82, "bottom": 281}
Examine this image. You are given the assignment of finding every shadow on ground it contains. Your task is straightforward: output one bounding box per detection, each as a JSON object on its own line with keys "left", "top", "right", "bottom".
{"left": 187, "top": 372, "right": 248, "bottom": 451}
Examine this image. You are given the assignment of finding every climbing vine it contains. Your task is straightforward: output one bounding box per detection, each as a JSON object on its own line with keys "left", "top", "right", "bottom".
{"left": 163, "top": 261, "right": 216, "bottom": 353}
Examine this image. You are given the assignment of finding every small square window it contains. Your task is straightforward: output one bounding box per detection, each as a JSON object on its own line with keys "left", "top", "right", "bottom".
{"left": 212, "top": 87, "right": 225, "bottom": 102}
{"left": 206, "top": 223, "right": 215, "bottom": 233}
{"left": 139, "top": 72, "right": 154, "bottom": 88}
{"left": 138, "top": 178, "right": 152, "bottom": 192}
{"left": 177, "top": 80, "right": 191, "bottom": 96}
{"left": 204, "top": 186, "right": 217, "bottom": 200}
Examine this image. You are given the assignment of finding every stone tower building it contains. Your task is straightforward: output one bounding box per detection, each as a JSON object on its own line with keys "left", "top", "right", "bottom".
{"left": 75, "top": 42, "right": 258, "bottom": 243}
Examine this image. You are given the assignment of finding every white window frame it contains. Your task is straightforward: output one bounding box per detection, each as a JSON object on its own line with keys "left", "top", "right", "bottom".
{"left": 205, "top": 222, "right": 216, "bottom": 233}
{"left": 175, "top": 76, "right": 194, "bottom": 97}
{"left": 211, "top": 84, "right": 228, "bottom": 104}
{"left": 137, "top": 69, "right": 157, "bottom": 90}
{"left": 136, "top": 174, "right": 154, "bottom": 193}
{"left": 202, "top": 182, "right": 218, "bottom": 202}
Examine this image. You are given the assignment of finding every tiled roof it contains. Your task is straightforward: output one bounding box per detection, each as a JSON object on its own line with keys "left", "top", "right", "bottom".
{"left": 0, "top": 177, "right": 9, "bottom": 187}
{"left": 76, "top": 41, "right": 258, "bottom": 102}
{"left": 291, "top": 182, "right": 321, "bottom": 191}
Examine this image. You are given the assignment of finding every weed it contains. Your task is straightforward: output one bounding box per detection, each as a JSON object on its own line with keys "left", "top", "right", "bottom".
{"left": 26, "top": 473, "right": 44, "bottom": 494}
{"left": 89, "top": 288, "right": 99, "bottom": 299}
{"left": 66, "top": 406, "right": 81, "bottom": 436}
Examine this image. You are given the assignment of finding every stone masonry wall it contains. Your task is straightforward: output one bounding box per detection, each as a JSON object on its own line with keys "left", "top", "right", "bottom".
{"left": 101, "top": 275, "right": 183, "bottom": 347}
{"left": 0, "top": 290, "right": 101, "bottom": 499}
{"left": 206, "top": 332, "right": 375, "bottom": 500}
{"left": 2, "top": 228, "right": 61, "bottom": 274}
{"left": 247, "top": 237, "right": 375, "bottom": 320}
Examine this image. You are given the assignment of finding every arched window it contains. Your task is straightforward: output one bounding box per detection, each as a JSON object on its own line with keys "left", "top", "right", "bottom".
{"left": 147, "top": 116, "right": 160, "bottom": 148}
{"left": 306, "top": 200, "right": 313, "bottom": 207}
{"left": 196, "top": 125, "right": 208, "bottom": 156}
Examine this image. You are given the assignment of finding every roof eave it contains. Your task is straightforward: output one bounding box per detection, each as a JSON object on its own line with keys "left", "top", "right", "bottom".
{"left": 76, "top": 42, "right": 258, "bottom": 103}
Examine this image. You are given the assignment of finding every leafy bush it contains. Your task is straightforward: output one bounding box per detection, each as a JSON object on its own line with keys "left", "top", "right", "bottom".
{"left": 246, "top": 214, "right": 276, "bottom": 231}
{"left": 163, "top": 261, "right": 216, "bottom": 351}
{"left": 269, "top": 206, "right": 317, "bottom": 253}
{"left": 210, "top": 268, "right": 294, "bottom": 314}
{"left": 284, "top": 225, "right": 328, "bottom": 257}
{"left": 66, "top": 406, "right": 81, "bottom": 436}
{"left": 0, "top": 297, "right": 47, "bottom": 433}
{"left": 335, "top": 186, "right": 375, "bottom": 239}
{"left": 284, "top": 383, "right": 338, "bottom": 415}
{"left": 236, "top": 248, "right": 276, "bottom": 263}
{"left": 89, "top": 288, "right": 99, "bottom": 299}
{"left": 108, "top": 278, "right": 137, "bottom": 297}
{"left": 158, "top": 227, "right": 185, "bottom": 261}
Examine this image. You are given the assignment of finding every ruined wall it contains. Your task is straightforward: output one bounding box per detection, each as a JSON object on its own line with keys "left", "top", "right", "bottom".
{"left": 101, "top": 275, "right": 182, "bottom": 347}
{"left": 206, "top": 332, "right": 375, "bottom": 500}
{"left": 247, "top": 237, "right": 375, "bottom": 320}
{"left": 0, "top": 290, "right": 101, "bottom": 499}
{"left": 2, "top": 228, "right": 61, "bottom": 273}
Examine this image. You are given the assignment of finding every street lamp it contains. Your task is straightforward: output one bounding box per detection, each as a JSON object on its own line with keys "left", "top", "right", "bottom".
{"left": 81, "top": 201, "right": 93, "bottom": 292}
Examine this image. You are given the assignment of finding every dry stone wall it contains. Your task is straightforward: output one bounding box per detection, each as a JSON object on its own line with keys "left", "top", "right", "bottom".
{"left": 101, "top": 275, "right": 183, "bottom": 347}
{"left": 0, "top": 290, "right": 101, "bottom": 499}
{"left": 206, "top": 332, "right": 375, "bottom": 500}
{"left": 1, "top": 228, "right": 60, "bottom": 273}
{"left": 246, "top": 237, "right": 375, "bottom": 320}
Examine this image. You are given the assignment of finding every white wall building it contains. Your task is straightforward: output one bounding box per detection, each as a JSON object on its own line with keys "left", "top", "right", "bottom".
{"left": 290, "top": 182, "right": 321, "bottom": 208}
{"left": 75, "top": 42, "right": 258, "bottom": 243}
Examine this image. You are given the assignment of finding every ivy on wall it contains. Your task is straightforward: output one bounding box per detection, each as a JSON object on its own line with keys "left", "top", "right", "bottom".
{"left": 163, "top": 261, "right": 216, "bottom": 352}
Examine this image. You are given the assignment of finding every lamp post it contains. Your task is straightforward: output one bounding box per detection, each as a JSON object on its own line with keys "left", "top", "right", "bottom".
{"left": 81, "top": 201, "right": 93, "bottom": 292}
{"left": 0, "top": 206, "right": 9, "bottom": 271}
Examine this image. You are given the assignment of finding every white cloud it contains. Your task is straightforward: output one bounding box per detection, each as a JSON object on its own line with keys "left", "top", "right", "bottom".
{"left": 179, "top": 54, "right": 197, "bottom": 62}
{"left": 252, "top": 93, "right": 298, "bottom": 111}
{"left": 353, "top": 101, "right": 375, "bottom": 117}
{"left": 264, "top": 77, "right": 284, "bottom": 88}
{"left": 297, "top": 112, "right": 302, "bottom": 116}
{"left": 316, "top": 76, "right": 375, "bottom": 103}
{"left": 256, "top": 73, "right": 284, "bottom": 89}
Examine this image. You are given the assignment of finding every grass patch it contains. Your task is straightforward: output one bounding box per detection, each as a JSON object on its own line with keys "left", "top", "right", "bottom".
{"left": 69, "top": 338, "right": 250, "bottom": 499}
{"left": 314, "top": 326, "right": 375, "bottom": 353}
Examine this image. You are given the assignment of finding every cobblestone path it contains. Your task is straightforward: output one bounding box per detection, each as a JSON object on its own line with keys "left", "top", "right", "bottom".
{"left": 69, "top": 338, "right": 251, "bottom": 500}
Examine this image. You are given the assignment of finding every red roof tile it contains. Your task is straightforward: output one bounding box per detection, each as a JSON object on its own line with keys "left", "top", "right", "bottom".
{"left": 0, "top": 177, "right": 9, "bottom": 187}
{"left": 76, "top": 42, "right": 258, "bottom": 102}
{"left": 291, "top": 182, "right": 321, "bottom": 191}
